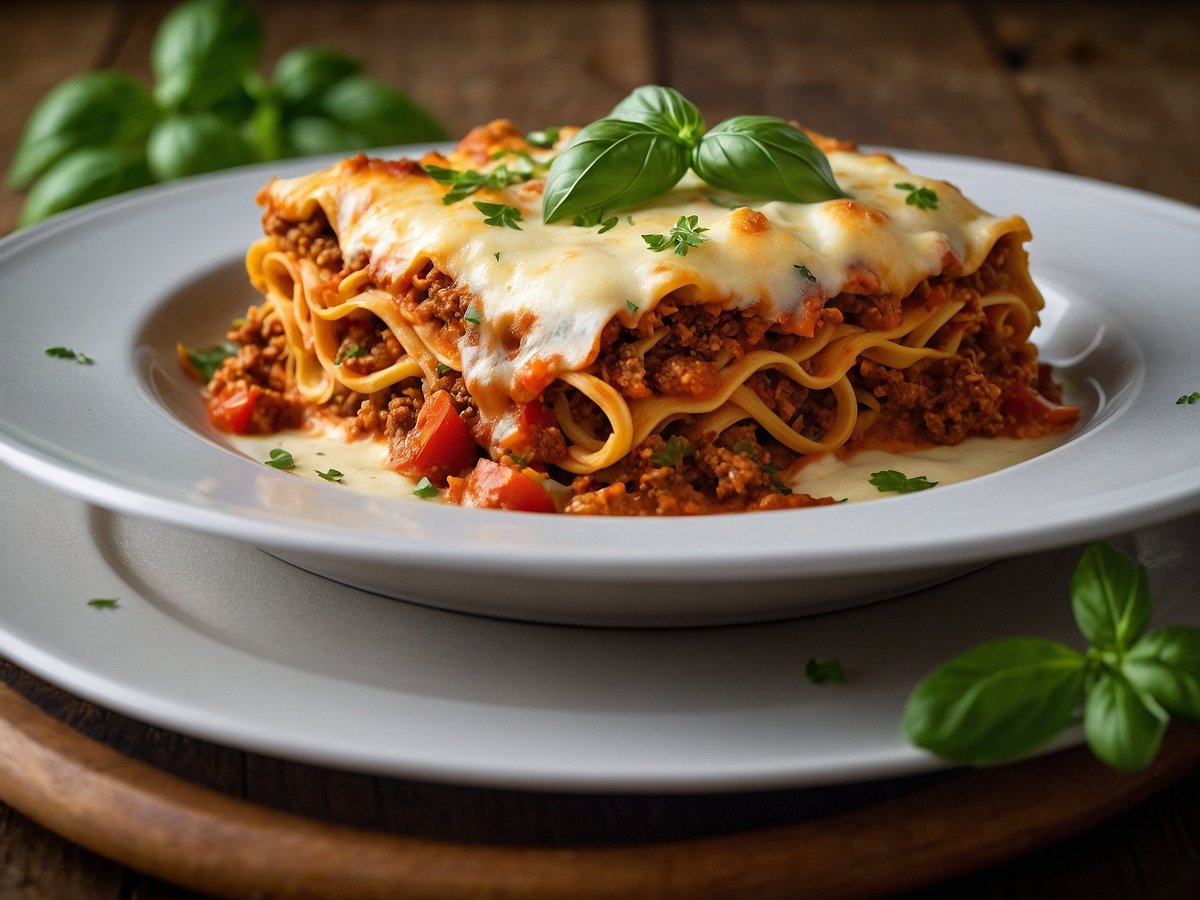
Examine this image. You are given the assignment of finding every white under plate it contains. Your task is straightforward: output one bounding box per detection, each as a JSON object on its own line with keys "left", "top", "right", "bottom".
{"left": 3, "top": 464, "right": 1197, "bottom": 792}
{"left": 1, "top": 150, "right": 1199, "bottom": 624}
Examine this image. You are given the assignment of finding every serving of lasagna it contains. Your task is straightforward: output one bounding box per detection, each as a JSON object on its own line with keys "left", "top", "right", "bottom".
{"left": 193, "top": 104, "right": 1077, "bottom": 515}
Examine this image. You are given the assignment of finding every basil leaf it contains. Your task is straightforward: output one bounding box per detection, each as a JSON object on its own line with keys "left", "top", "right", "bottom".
{"left": 1124, "top": 627, "right": 1200, "bottom": 720}
{"left": 272, "top": 46, "right": 361, "bottom": 113}
{"left": 19, "top": 147, "right": 152, "bottom": 227}
{"left": 8, "top": 72, "right": 158, "bottom": 190}
{"left": 285, "top": 116, "right": 370, "bottom": 156}
{"left": 1084, "top": 670, "right": 1168, "bottom": 772}
{"left": 901, "top": 637, "right": 1087, "bottom": 764}
{"left": 147, "top": 112, "right": 256, "bottom": 181}
{"left": 152, "top": 0, "right": 265, "bottom": 111}
{"left": 319, "top": 76, "right": 447, "bottom": 146}
{"left": 245, "top": 99, "right": 283, "bottom": 161}
{"left": 182, "top": 340, "right": 237, "bottom": 380}
{"left": 693, "top": 116, "right": 845, "bottom": 203}
{"left": 1070, "top": 542, "right": 1151, "bottom": 650}
{"left": 542, "top": 118, "right": 690, "bottom": 223}
{"left": 610, "top": 84, "right": 705, "bottom": 146}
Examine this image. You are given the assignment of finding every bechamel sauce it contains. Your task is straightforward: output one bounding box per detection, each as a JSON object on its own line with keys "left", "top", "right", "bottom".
{"left": 230, "top": 429, "right": 1068, "bottom": 505}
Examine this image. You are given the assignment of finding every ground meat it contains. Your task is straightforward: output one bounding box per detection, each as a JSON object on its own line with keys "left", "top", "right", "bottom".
{"left": 206, "top": 308, "right": 306, "bottom": 433}
{"left": 262, "top": 206, "right": 342, "bottom": 272}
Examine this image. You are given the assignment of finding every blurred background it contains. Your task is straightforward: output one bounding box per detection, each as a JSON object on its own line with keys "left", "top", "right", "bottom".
{"left": 2, "top": 0, "right": 1197, "bottom": 233}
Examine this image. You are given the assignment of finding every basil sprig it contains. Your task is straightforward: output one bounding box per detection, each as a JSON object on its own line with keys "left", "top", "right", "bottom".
{"left": 8, "top": 0, "right": 445, "bottom": 227}
{"left": 903, "top": 542, "right": 1200, "bottom": 772}
{"left": 541, "top": 85, "right": 846, "bottom": 224}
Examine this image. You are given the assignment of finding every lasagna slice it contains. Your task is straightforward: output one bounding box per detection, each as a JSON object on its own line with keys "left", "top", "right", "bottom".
{"left": 199, "top": 119, "right": 1076, "bottom": 514}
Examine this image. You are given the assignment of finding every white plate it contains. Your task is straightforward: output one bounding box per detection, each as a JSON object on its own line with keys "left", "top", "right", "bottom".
{"left": 3, "top": 463, "right": 1197, "bottom": 792}
{"left": 1, "top": 150, "right": 1199, "bottom": 625}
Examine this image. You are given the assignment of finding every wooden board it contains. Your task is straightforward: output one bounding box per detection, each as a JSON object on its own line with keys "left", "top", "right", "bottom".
{"left": 2, "top": 677, "right": 1198, "bottom": 900}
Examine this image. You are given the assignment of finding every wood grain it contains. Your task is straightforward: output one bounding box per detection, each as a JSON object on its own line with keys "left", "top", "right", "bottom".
{"left": 2, "top": 678, "right": 1199, "bottom": 900}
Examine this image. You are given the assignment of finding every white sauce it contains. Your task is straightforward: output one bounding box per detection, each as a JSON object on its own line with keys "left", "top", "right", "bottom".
{"left": 229, "top": 428, "right": 1068, "bottom": 507}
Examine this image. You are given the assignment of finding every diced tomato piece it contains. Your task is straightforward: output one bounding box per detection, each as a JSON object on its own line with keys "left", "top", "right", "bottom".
{"left": 207, "top": 384, "right": 261, "bottom": 434}
{"left": 459, "top": 459, "right": 557, "bottom": 513}
{"left": 518, "top": 401, "right": 557, "bottom": 431}
{"left": 390, "top": 391, "right": 479, "bottom": 480}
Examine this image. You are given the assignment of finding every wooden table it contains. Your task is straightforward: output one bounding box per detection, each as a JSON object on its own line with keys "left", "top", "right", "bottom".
{"left": 2, "top": 1, "right": 1198, "bottom": 897}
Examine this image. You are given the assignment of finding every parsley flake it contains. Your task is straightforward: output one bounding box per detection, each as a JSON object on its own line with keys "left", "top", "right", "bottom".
{"left": 626, "top": 300, "right": 640, "bottom": 315}
{"left": 181, "top": 340, "right": 237, "bottom": 380}
{"left": 869, "top": 469, "right": 938, "bottom": 493}
{"left": 435, "top": 362, "right": 452, "bottom": 376}
{"left": 642, "top": 215, "right": 710, "bottom": 257}
{"left": 895, "top": 182, "right": 939, "bottom": 210}
{"left": 1176, "top": 391, "right": 1200, "bottom": 405}
{"left": 412, "top": 476, "right": 439, "bottom": 499}
{"left": 507, "top": 451, "right": 529, "bottom": 467}
{"left": 525, "top": 127, "right": 561, "bottom": 148}
{"left": 794, "top": 264, "right": 817, "bottom": 282}
{"left": 494, "top": 251, "right": 501, "bottom": 261}
{"left": 649, "top": 435, "right": 693, "bottom": 467}
{"left": 573, "top": 209, "right": 619, "bottom": 233}
{"left": 463, "top": 307, "right": 483, "bottom": 325}
{"left": 474, "top": 201, "right": 523, "bottom": 230}
{"left": 805, "top": 657, "right": 847, "bottom": 685}
{"left": 333, "top": 344, "right": 366, "bottom": 365}
{"left": 265, "top": 448, "right": 295, "bottom": 469}
{"left": 315, "top": 468, "right": 345, "bottom": 483}
{"left": 760, "top": 462, "right": 793, "bottom": 495}
{"left": 45, "top": 346, "right": 94, "bottom": 365}
{"left": 87, "top": 597, "right": 119, "bottom": 609}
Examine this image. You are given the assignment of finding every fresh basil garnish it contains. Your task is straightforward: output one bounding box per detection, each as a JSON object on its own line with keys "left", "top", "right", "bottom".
{"left": 542, "top": 118, "right": 690, "bottom": 224}
{"left": 693, "top": 116, "right": 845, "bottom": 203}
{"left": 609, "top": 85, "right": 705, "bottom": 147}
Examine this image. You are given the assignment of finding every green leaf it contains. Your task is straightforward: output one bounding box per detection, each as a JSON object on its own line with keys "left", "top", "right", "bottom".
{"left": 315, "top": 468, "right": 344, "bottom": 483}
{"left": 245, "top": 99, "right": 283, "bottom": 161}
{"left": 1124, "top": 627, "right": 1200, "bottom": 720}
{"left": 901, "top": 637, "right": 1087, "bottom": 765}
{"left": 319, "top": 76, "right": 447, "bottom": 146}
{"left": 542, "top": 118, "right": 690, "bottom": 223}
{"left": 610, "top": 85, "right": 706, "bottom": 147}
{"left": 649, "top": 435, "right": 693, "bottom": 467}
{"left": 642, "top": 214, "right": 710, "bottom": 257}
{"left": 285, "top": 116, "right": 371, "bottom": 156}
{"left": 264, "top": 448, "right": 295, "bottom": 469}
{"left": 412, "top": 476, "right": 440, "bottom": 499}
{"left": 147, "top": 112, "right": 256, "bottom": 181}
{"left": 44, "top": 346, "right": 94, "bottom": 365}
{"left": 272, "top": 46, "right": 361, "bottom": 113}
{"left": 473, "top": 201, "right": 523, "bottom": 230}
{"left": 19, "top": 147, "right": 152, "bottom": 227}
{"left": 693, "top": 116, "right": 845, "bottom": 203}
{"left": 896, "top": 181, "right": 939, "bottom": 210}
{"left": 152, "top": 0, "right": 264, "bottom": 111}
{"left": 525, "top": 126, "right": 561, "bottom": 148}
{"left": 1070, "top": 542, "right": 1151, "bottom": 650}
{"left": 182, "top": 340, "right": 237, "bottom": 380}
{"left": 805, "top": 657, "right": 846, "bottom": 685}
{"left": 868, "top": 469, "right": 938, "bottom": 494}
{"left": 87, "top": 597, "right": 119, "bottom": 609}
{"left": 7, "top": 71, "right": 158, "bottom": 190}
{"left": 1084, "top": 670, "right": 1168, "bottom": 772}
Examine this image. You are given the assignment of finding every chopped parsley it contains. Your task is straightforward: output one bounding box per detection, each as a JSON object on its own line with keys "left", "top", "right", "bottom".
{"left": 435, "top": 362, "right": 452, "bottom": 376}
{"left": 181, "top": 340, "right": 237, "bottom": 379}
{"left": 643, "top": 215, "right": 710, "bottom": 257}
{"left": 315, "top": 468, "right": 345, "bottom": 483}
{"left": 869, "top": 469, "right": 938, "bottom": 493}
{"left": 45, "top": 346, "right": 94, "bottom": 365}
{"left": 494, "top": 251, "right": 501, "bottom": 261}
{"left": 264, "top": 448, "right": 295, "bottom": 469}
{"left": 1175, "top": 391, "right": 1200, "bottom": 405}
{"left": 625, "top": 300, "right": 639, "bottom": 315}
{"left": 805, "top": 657, "right": 847, "bottom": 685}
{"left": 507, "top": 451, "right": 529, "bottom": 467}
{"left": 525, "top": 126, "right": 561, "bottom": 148}
{"left": 411, "top": 476, "right": 439, "bottom": 499}
{"left": 573, "top": 209, "right": 618, "bottom": 233}
{"left": 425, "top": 162, "right": 534, "bottom": 204}
{"left": 474, "top": 200, "right": 523, "bottom": 230}
{"left": 463, "top": 307, "right": 483, "bottom": 325}
{"left": 87, "top": 597, "right": 119, "bottom": 609}
{"left": 760, "top": 462, "right": 793, "bottom": 495}
{"left": 731, "top": 440, "right": 760, "bottom": 460}
{"left": 794, "top": 264, "right": 817, "bottom": 282}
{"left": 649, "top": 435, "right": 693, "bottom": 467}
{"left": 333, "top": 344, "right": 366, "bottom": 365}
{"left": 895, "top": 181, "right": 939, "bottom": 210}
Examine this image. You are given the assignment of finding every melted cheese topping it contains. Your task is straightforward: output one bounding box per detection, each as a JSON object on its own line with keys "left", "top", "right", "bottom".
{"left": 263, "top": 127, "right": 1031, "bottom": 406}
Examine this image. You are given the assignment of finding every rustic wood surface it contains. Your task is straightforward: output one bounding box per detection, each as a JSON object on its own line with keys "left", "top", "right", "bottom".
{"left": 1, "top": 1, "right": 1199, "bottom": 897}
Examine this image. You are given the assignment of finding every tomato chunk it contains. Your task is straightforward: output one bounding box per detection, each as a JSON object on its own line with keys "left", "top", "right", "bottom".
{"left": 1002, "top": 381, "right": 1079, "bottom": 429}
{"left": 390, "top": 391, "right": 478, "bottom": 480}
{"left": 460, "top": 459, "right": 557, "bottom": 513}
{"left": 207, "top": 384, "right": 261, "bottom": 434}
